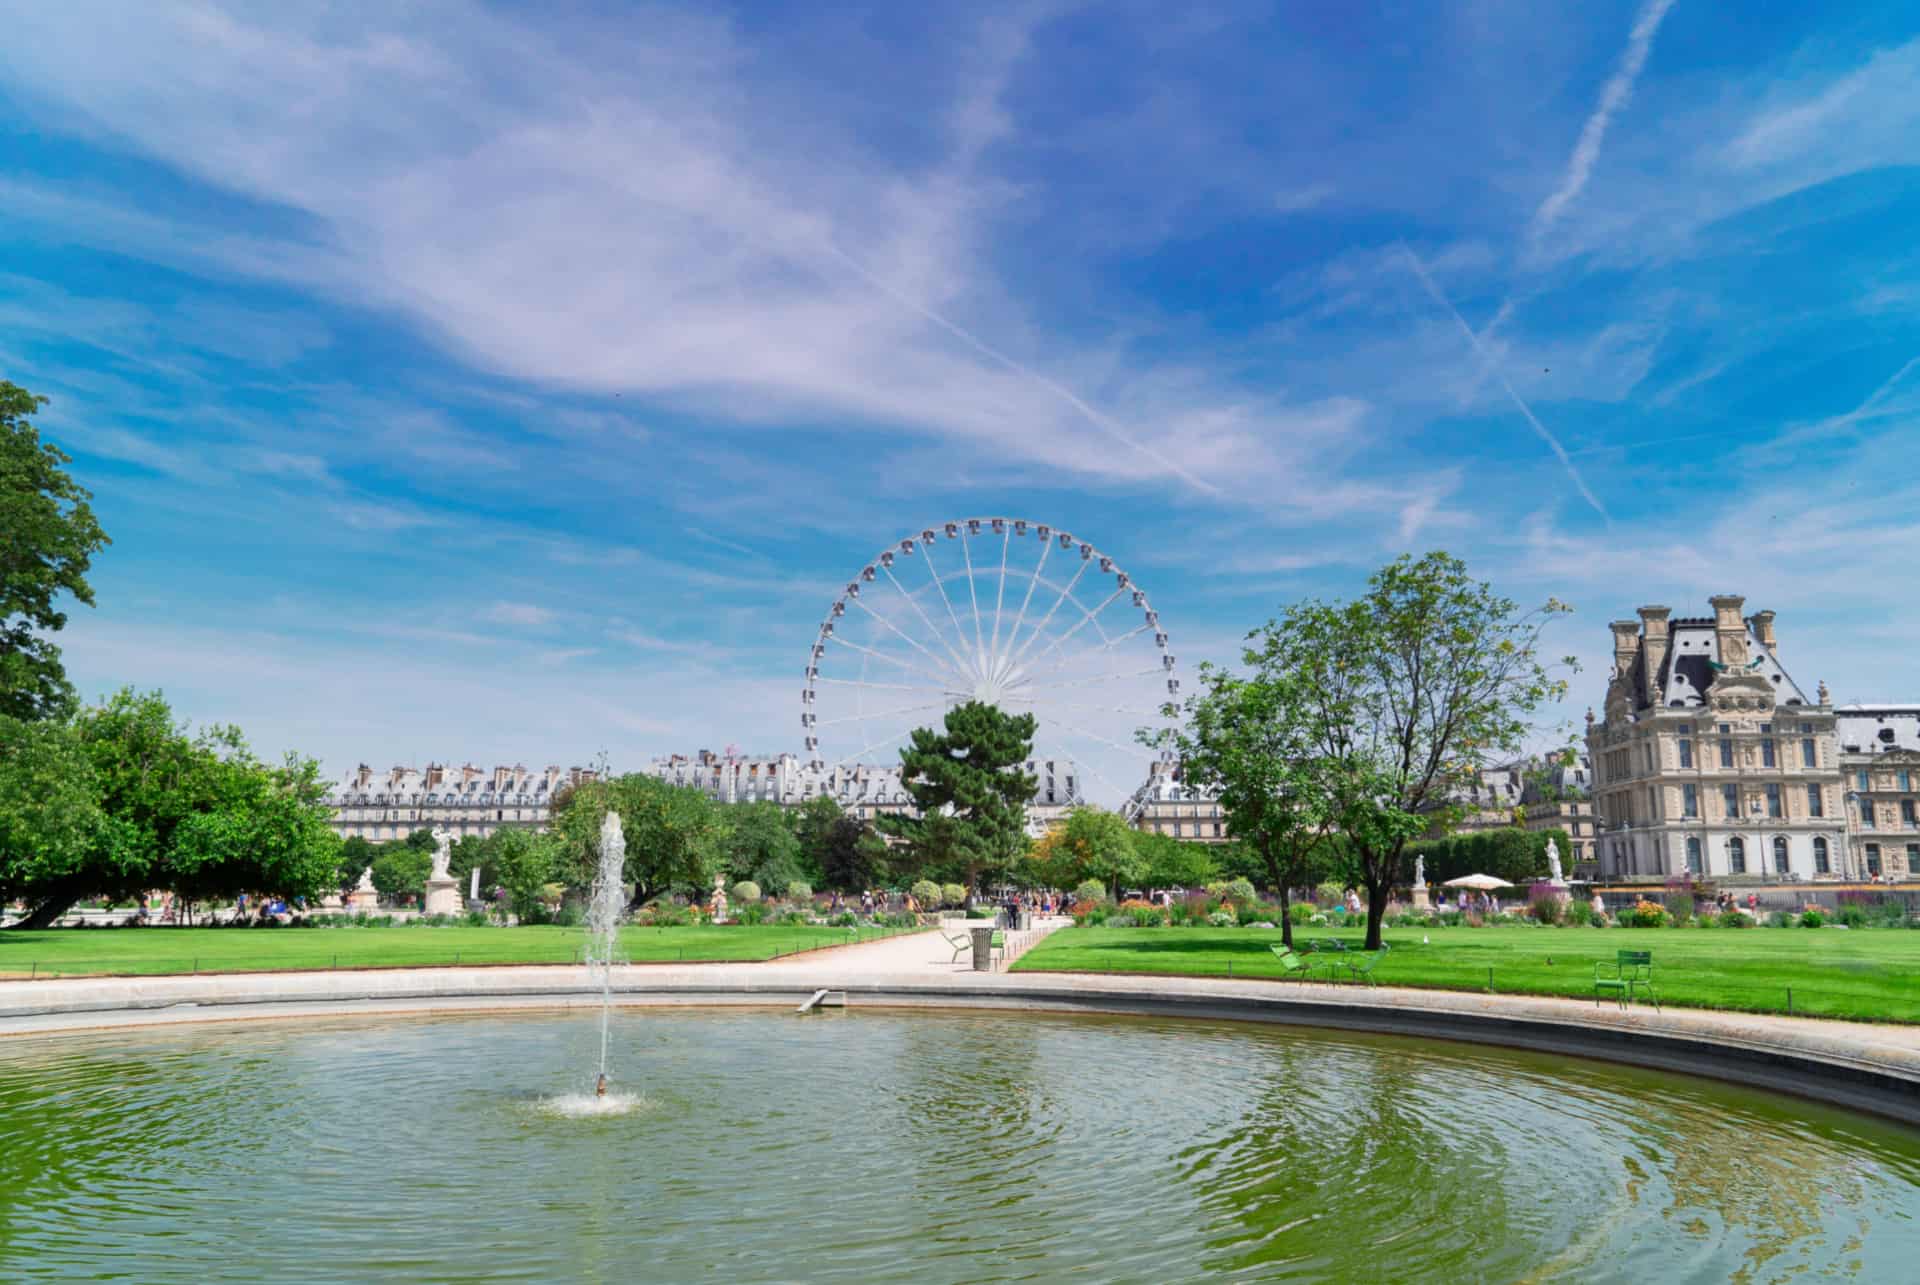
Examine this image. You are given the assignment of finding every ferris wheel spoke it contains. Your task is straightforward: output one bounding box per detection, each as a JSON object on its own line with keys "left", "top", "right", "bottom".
{"left": 917, "top": 542, "right": 978, "bottom": 681}
{"left": 997, "top": 695, "right": 1168, "bottom": 718}
{"left": 880, "top": 563, "right": 972, "bottom": 675}
{"left": 812, "top": 675, "right": 941, "bottom": 694}
{"left": 1009, "top": 553, "right": 1092, "bottom": 666}
{"left": 998, "top": 534, "right": 1050, "bottom": 673}
{"left": 816, "top": 699, "right": 952, "bottom": 729}
{"left": 1013, "top": 621, "right": 1152, "bottom": 689}
{"left": 826, "top": 633, "right": 957, "bottom": 691}
{"left": 958, "top": 527, "right": 987, "bottom": 661}
{"left": 834, "top": 726, "right": 916, "bottom": 768}
{"left": 846, "top": 594, "right": 966, "bottom": 683}
{"left": 1037, "top": 714, "right": 1154, "bottom": 764}
{"left": 1012, "top": 585, "right": 1127, "bottom": 676}
{"left": 988, "top": 525, "right": 1011, "bottom": 663}
{"left": 1011, "top": 664, "right": 1168, "bottom": 696}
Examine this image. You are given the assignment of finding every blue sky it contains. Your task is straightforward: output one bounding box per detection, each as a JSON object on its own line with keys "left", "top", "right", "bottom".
{"left": 2, "top": 1, "right": 1917, "bottom": 796}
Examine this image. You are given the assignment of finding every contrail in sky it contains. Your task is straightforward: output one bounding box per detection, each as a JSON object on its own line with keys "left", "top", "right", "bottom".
{"left": 824, "top": 243, "right": 1224, "bottom": 497}
{"left": 1400, "top": 245, "right": 1609, "bottom": 520}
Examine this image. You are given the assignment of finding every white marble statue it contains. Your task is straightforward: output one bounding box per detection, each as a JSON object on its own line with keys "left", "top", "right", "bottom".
{"left": 429, "top": 826, "right": 453, "bottom": 882}
{"left": 355, "top": 865, "right": 376, "bottom": 894}
{"left": 1413, "top": 854, "right": 1425, "bottom": 889}
{"left": 1546, "top": 836, "right": 1565, "bottom": 885}
{"left": 711, "top": 874, "right": 729, "bottom": 924}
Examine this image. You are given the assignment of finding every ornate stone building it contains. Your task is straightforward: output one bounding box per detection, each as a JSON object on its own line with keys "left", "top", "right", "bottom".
{"left": 1586, "top": 596, "right": 1845, "bottom": 880}
{"left": 1517, "top": 754, "right": 1597, "bottom": 875}
{"left": 1122, "top": 758, "right": 1228, "bottom": 842}
{"left": 1837, "top": 706, "right": 1920, "bottom": 880}
{"left": 325, "top": 762, "right": 597, "bottom": 842}
{"left": 647, "top": 749, "right": 1082, "bottom": 835}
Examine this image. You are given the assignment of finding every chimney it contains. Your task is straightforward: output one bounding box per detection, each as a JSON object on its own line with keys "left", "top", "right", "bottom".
{"left": 1752, "top": 609, "right": 1777, "bottom": 654}
{"left": 1637, "top": 605, "right": 1672, "bottom": 696}
{"left": 1609, "top": 619, "right": 1641, "bottom": 681}
{"left": 1709, "top": 594, "right": 1748, "bottom": 667}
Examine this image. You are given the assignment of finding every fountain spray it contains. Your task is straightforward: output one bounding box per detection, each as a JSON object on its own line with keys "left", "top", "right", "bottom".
{"left": 587, "top": 809, "right": 626, "bottom": 1086}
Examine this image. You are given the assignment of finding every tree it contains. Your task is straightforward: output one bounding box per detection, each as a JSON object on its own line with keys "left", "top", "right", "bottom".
{"left": 548, "top": 774, "right": 728, "bottom": 905}
{"left": 1283, "top": 553, "right": 1572, "bottom": 949}
{"left": 721, "top": 801, "right": 805, "bottom": 893}
{"left": 489, "top": 826, "right": 556, "bottom": 921}
{"left": 879, "top": 701, "right": 1036, "bottom": 891}
{"left": 370, "top": 846, "right": 431, "bottom": 903}
{"left": 447, "top": 833, "right": 492, "bottom": 893}
{"left": 1, "top": 381, "right": 111, "bottom": 723}
{"left": 815, "top": 815, "right": 889, "bottom": 891}
{"left": 0, "top": 715, "right": 108, "bottom": 915}
{"left": 1132, "top": 831, "right": 1218, "bottom": 891}
{"left": 1057, "top": 806, "right": 1144, "bottom": 901}
{"left": 337, "top": 834, "right": 375, "bottom": 892}
{"left": 1149, "top": 649, "right": 1343, "bottom": 949}
{"left": 791, "top": 795, "right": 842, "bottom": 883}
{"left": 167, "top": 752, "right": 341, "bottom": 908}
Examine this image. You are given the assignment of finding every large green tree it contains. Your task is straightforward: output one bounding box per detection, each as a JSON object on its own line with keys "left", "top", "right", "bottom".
{"left": 1055, "top": 805, "right": 1144, "bottom": 901}
{"left": 879, "top": 701, "right": 1036, "bottom": 891}
{"left": 548, "top": 774, "right": 729, "bottom": 905}
{"left": 1281, "top": 553, "right": 1572, "bottom": 949}
{"left": 1, "top": 381, "right": 110, "bottom": 723}
{"left": 488, "top": 826, "right": 557, "bottom": 921}
{"left": 0, "top": 715, "right": 109, "bottom": 915}
{"left": 168, "top": 752, "right": 341, "bottom": 908}
{"left": 1150, "top": 640, "right": 1344, "bottom": 949}
{"left": 1132, "top": 831, "right": 1219, "bottom": 891}
{"left": 721, "top": 800, "right": 806, "bottom": 892}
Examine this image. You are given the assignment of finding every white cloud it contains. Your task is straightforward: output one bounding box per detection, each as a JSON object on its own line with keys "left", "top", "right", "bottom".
{"left": 480, "top": 601, "right": 556, "bottom": 627}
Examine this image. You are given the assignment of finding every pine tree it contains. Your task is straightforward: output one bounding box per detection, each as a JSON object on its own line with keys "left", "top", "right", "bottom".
{"left": 880, "top": 701, "right": 1036, "bottom": 891}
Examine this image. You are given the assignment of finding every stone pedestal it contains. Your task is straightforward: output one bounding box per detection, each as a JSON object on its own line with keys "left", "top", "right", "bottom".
{"left": 423, "top": 878, "right": 464, "bottom": 917}
{"left": 320, "top": 892, "right": 344, "bottom": 910}
{"left": 1412, "top": 884, "right": 1431, "bottom": 911}
{"left": 347, "top": 887, "right": 379, "bottom": 909}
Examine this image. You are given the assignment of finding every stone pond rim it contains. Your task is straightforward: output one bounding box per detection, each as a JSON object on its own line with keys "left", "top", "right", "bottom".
{"left": 4, "top": 964, "right": 1919, "bottom": 1130}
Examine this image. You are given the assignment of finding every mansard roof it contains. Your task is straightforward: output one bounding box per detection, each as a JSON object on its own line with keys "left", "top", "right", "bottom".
{"left": 1645, "top": 618, "right": 1807, "bottom": 711}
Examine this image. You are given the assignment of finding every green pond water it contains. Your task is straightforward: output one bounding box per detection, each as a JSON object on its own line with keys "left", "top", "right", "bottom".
{"left": 2, "top": 1008, "right": 1918, "bottom": 1283}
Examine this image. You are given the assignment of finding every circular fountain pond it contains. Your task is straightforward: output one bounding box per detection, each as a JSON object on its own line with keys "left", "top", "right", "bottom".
{"left": 3, "top": 1008, "right": 1917, "bottom": 1282}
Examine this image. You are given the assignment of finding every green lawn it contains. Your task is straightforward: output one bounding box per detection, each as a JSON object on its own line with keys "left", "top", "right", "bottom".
{"left": 1013, "top": 924, "right": 1920, "bottom": 1024}
{"left": 0, "top": 923, "right": 920, "bottom": 979}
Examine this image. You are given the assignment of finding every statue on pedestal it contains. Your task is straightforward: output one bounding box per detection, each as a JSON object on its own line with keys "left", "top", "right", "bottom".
{"left": 423, "top": 825, "right": 463, "bottom": 916}
{"left": 430, "top": 826, "right": 454, "bottom": 883}
{"left": 349, "top": 864, "right": 379, "bottom": 908}
{"left": 711, "top": 875, "right": 730, "bottom": 924}
{"left": 1411, "top": 854, "right": 1431, "bottom": 909}
{"left": 1546, "top": 837, "right": 1566, "bottom": 886}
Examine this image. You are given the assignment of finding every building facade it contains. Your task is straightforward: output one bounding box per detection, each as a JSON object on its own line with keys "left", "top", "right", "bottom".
{"left": 1122, "top": 758, "right": 1228, "bottom": 842}
{"left": 325, "top": 762, "right": 596, "bottom": 842}
{"left": 1586, "top": 596, "right": 1846, "bottom": 881}
{"left": 1517, "top": 754, "right": 1597, "bottom": 875}
{"left": 1837, "top": 706, "right": 1920, "bottom": 880}
{"left": 647, "top": 749, "right": 1082, "bottom": 836}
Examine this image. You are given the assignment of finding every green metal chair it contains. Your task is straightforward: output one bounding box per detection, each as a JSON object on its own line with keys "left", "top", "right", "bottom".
{"left": 1267, "top": 945, "right": 1317, "bottom": 980}
{"left": 1341, "top": 948, "right": 1388, "bottom": 985}
{"left": 1595, "top": 950, "right": 1656, "bottom": 1010}
{"left": 940, "top": 927, "right": 973, "bottom": 963}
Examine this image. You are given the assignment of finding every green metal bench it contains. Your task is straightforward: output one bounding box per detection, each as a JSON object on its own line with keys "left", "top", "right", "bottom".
{"left": 1595, "top": 950, "right": 1656, "bottom": 1010}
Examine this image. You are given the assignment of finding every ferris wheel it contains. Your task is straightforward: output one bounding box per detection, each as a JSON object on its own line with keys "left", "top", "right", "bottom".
{"left": 800, "top": 517, "right": 1179, "bottom": 803}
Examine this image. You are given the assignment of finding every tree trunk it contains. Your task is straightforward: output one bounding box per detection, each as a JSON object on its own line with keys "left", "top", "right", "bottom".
{"left": 1362, "top": 880, "right": 1387, "bottom": 951}
{"left": 1277, "top": 884, "right": 1294, "bottom": 949}
{"left": 10, "top": 890, "right": 80, "bottom": 930}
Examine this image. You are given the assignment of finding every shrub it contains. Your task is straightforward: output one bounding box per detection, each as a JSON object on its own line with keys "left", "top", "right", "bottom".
{"left": 1207, "top": 910, "right": 1236, "bottom": 927}
{"left": 1799, "top": 908, "right": 1825, "bottom": 928}
{"left": 1236, "top": 901, "right": 1280, "bottom": 927}
{"left": 1120, "top": 903, "right": 1167, "bottom": 927}
{"left": 1564, "top": 898, "right": 1593, "bottom": 926}
{"left": 1075, "top": 905, "right": 1110, "bottom": 927}
{"left": 1529, "top": 895, "right": 1563, "bottom": 925}
{"left": 1837, "top": 906, "right": 1868, "bottom": 929}
{"left": 731, "top": 881, "right": 762, "bottom": 904}
{"left": 735, "top": 902, "right": 768, "bottom": 925}
{"left": 1073, "top": 879, "right": 1108, "bottom": 906}
{"left": 1223, "top": 878, "right": 1257, "bottom": 906}
{"left": 964, "top": 907, "right": 992, "bottom": 919}
{"left": 550, "top": 905, "right": 582, "bottom": 928}
{"left": 1623, "top": 899, "right": 1668, "bottom": 928}
{"left": 941, "top": 883, "right": 968, "bottom": 909}
{"left": 910, "top": 880, "right": 941, "bottom": 909}
{"left": 1313, "top": 881, "right": 1344, "bottom": 905}
{"left": 830, "top": 911, "right": 859, "bottom": 927}
{"left": 1767, "top": 910, "right": 1792, "bottom": 928}
{"left": 1168, "top": 900, "right": 1196, "bottom": 926}
{"left": 787, "top": 880, "right": 815, "bottom": 904}
{"left": 1718, "top": 909, "right": 1751, "bottom": 928}
{"left": 641, "top": 901, "right": 692, "bottom": 928}
{"left": 1288, "top": 902, "right": 1313, "bottom": 924}
{"left": 462, "top": 908, "right": 489, "bottom": 927}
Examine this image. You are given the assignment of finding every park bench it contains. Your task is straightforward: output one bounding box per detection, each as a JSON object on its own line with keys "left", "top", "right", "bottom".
{"left": 939, "top": 927, "right": 973, "bottom": 963}
{"left": 1595, "top": 950, "right": 1657, "bottom": 1010}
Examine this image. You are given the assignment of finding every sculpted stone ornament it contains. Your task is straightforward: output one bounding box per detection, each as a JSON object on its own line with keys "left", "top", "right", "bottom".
{"left": 423, "top": 825, "right": 463, "bottom": 916}
{"left": 711, "top": 874, "right": 730, "bottom": 924}
{"left": 1546, "top": 837, "right": 1566, "bottom": 886}
{"left": 430, "top": 826, "right": 454, "bottom": 882}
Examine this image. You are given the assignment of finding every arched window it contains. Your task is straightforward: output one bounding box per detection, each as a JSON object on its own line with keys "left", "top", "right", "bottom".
{"left": 1813, "top": 837, "right": 1830, "bottom": 874}
{"left": 1685, "top": 836, "right": 1702, "bottom": 874}
{"left": 1773, "top": 836, "right": 1789, "bottom": 873}
{"left": 1728, "top": 837, "right": 1746, "bottom": 874}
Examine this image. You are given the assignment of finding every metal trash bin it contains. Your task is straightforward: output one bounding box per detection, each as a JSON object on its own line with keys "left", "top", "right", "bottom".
{"left": 970, "top": 925, "right": 994, "bottom": 971}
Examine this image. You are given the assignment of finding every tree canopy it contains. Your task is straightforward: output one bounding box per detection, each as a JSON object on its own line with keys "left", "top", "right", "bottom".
{"left": 1, "top": 381, "right": 110, "bottom": 723}
{"left": 880, "top": 701, "right": 1035, "bottom": 890}
{"left": 548, "top": 773, "right": 729, "bottom": 905}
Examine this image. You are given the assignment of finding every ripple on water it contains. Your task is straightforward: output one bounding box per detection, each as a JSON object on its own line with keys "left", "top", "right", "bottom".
{"left": 1, "top": 1009, "right": 1918, "bottom": 1284}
